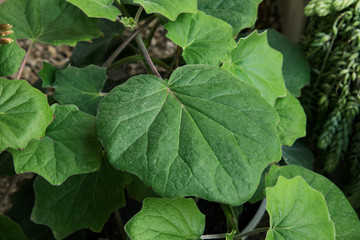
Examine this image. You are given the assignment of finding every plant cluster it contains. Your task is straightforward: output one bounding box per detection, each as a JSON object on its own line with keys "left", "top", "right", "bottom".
{"left": 0, "top": 0, "right": 359, "bottom": 239}
{"left": 302, "top": 0, "right": 360, "bottom": 212}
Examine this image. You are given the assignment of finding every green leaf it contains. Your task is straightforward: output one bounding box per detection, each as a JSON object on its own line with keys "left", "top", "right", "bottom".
{"left": 282, "top": 141, "right": 314, "bottom": 170}
{"left": 53, "top": 65, "right": 107, "bottom": 115}
{"left": 0, "top": 79, "right": 53, "bottom": 151}
{"left": 126, "top": 174, "right": 160, "bottom": 202}
{"left": 125, "top": 198, "right": 205, "bottom": 240}
{"left": 133, "top": 0, "right": 197, "bottom": 21}
{"left": 266, "top": 176, "right": 335, "bottom": 240}
{"left": 31, "top": 160, "right": 131, "bottom": 239}
{"left": 198, "top": 0, "right": 262, "bottom": 34}
{"left": 165, "top": 11, "right": 236, "bottom": 66}
{"left": 0, "top": 215, "right": 27, "bottom": 240}
{"left": 275, "top": 93, "right": 306, "bottom": 146}
{"left": 66, "top": 0, "right": 121, "bottom": 21}
{"left": 267, "top": 29, "right": 310, "bottom": 97}
{"left": 266, "top": 165, "right": 360, "bottom": 240}
{"left": 71, "top": 19, "right": 124, "bottom": 67}
{"left": 0, "top": 0, "right": 101, "bottom": 45}
{"left": 96, "top": 65, "right": 281, "bottom": 205}
{"left": 0, "top": 33, "right": 26, "bottom": 77}
{"left": 222, "top": 30, "right": 286, "bottom": 106}
{"left": 0, "top": 151, "right": 15, "bottom": 176}
{"left": 10, "top": 104, "right": 101, "bottom": 185}
{"left": 38, "top": 62, "right": 61, "bottom": 88}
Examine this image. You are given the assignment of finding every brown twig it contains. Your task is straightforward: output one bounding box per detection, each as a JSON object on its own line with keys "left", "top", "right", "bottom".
{"left": 15, "top": 42, "right": 34, "bottom": 79}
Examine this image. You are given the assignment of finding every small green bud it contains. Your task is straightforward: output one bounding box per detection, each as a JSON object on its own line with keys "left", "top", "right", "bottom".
{"left": 120, "top": 17, "right": 136, "bottom": 31}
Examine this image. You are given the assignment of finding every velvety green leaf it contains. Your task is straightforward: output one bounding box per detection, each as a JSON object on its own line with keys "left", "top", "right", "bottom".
{"left": 96, "top": 65, "right": 281, "bottom": 205}
{"left": 71, "top": 19, "right": 124, "bottom": 67}
{"left": 7, "top": 179, "right": 55, "bottom": 240}
{"left": 267, "top": 29, "right": 310, "bottom": 97}
{"left": 0, "top": 33, "right": 26, "bottom": 77}
{"left": 66, "top": 0, "right": 121, "bottom": 21}
{"left": 31, "top": 160, "right": 131, "bottom": 239}
{"left": 0, "top": 215, "right": 27, "bottom": 240}
{"left": 165, "top": 11, "right": 236, "bottom": 66}
{"left": 53, "top": 65, "right": 107, "bottom": 115}
{"left": 266, "top": 165, "right": 360, "bottom": 240}
{"left": 0, "top": 151, "right": 15, "bottom": 176}
{"left": 198, "top": 0, "right": 262, "bottom": 34}
{"left": 222, "top": 30, "right": 286, "bottom": 105}
{"left": 282, "top": 141, "right": 314, "bottom": 170}
{"left": 275, "top": 93, "right": 306, "bottom": 146}
{"left": 133, "top": 0, "right": 197, "bottom": 21}
{"left": 125, "top": 198, "right": 205, "bottom": 240}
{"left": 10, "top": 104, "right": 101, "bottom": 185}
{"left": 38, "top": 62, "right": 61, "bottom": 88}
{"left": 0, "top": 0, "right": 101, "bottom": 45}
{"left": 0, "top": 79, "right": 53, "bottom": 151}
{"left": 266, "top": 176, "right": 335, "bottom": 240}
{"left": 126, "top": 174, "right": 160, "bottom": 202}
{"left": 248, "top": 165, "right": 271, "bottom": 204}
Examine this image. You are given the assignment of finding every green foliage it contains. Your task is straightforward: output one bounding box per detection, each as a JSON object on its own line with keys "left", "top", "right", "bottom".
{"left": 125, "top": 198, "right": 205, "bottom": 240}
{"left": 266, "top": 176, "right": 335, "bottom": 240}
{"left": 222, "top": 31, "right": 286, "bottom": 105}
{"left": 0, "top": 79, "right": 53, "bottom": 151}
{"left": 96, "top": 65, "right": 281, "bottom": 205}
{"left": 0, "top": 215, "right": 27, "bottom": 240}
{"left": 198, "top": 0, "right": 262, "bottom": 35}
{"left": 0, "top": 1, "right": 358, "bottom": 239}
{"left": 66, "top": 0, "right": 121, "bottom": 21}
{"left": 165, "top": 11, "right": 236, "bottom": 66}
{"left": 133, "top": 0, "right": 197, "bottom": 21}
{"left": 10, "top": 104, "right": 101, "bottom": 185}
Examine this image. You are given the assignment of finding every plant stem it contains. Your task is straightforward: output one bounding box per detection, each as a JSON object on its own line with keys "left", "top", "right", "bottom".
{"left": 0, "top": 174, "right": 22, "bottom": 207}
{"left": 16, "top": 42, "right": 34, "bottom": 79}
{"left": 107, "top": 55, "right": 169, "bottom": 71}
{"left": 220, "top": 204, "right": 239, "bottom": 233}
{"left": 134, "top": 6, "right": 143, "bottom": 23}
{"left": 145, "top": 19, "right": 160, "bottom": 47}
{"left": 103, "top": 15, "right": 156, "bottom": 68}
{"left": 164, "top": 47, "right": 182, "bottom": 79}
{"left": 200, "top": 227, "right": 269, "bottom": 240}
{"left": 115, "top": 0, "right": 130, "bottom": 17}
{"left": 135, "top": 34, "right": 162, "bottom": 78}
{"left": 240, "top": 198, "right": 267, "bottom": 239}
{"left": 114, "top": 209, "right": 127, "bottom": 240}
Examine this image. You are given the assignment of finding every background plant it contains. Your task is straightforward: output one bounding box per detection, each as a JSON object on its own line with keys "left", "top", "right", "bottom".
{"left": 0, "top": 0, "right": 359, "bottom": 239}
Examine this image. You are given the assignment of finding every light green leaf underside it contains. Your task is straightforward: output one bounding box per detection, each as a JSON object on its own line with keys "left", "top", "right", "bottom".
{"left": 275, "top": 93, "right": 306, "bottom": 146}
{"left": 282, "top": 141, "right": 314, "bottom": 170}
{"left": 66, "top": 0, "right": 120, "bottom": 21}
{"left": 0, "top": 0, "right": 101, "bottom": 45}
{"left": 165, "top": 11, "right": 236, "bottom": 66}
{"left": 198, "top": 0, "right": 262, "bottom": 34}
{"left": 96, "top": 65, "right": 281, "bottom": 205}
{"left": 0, "top": 215, "right": 27, "bottom": 240}
{"left": 267, "top": 29, "right": 310, "bottom": 97}
{"left": 133, "top": 0, "right": 197, "bottom": 21}
{"left": 31, "top": 160, "right": 131, "bottom": 239}
{"left": 0, "top": 79, "right": 53, "bottom": 151}
{"left": 222, "top": 30, "right": 286, "bottom": 106}
{"left": 10, "top": 104, "right": 101, "bottom": 185}
{"left": 0, "top": 33, "right": 26, "bottom": 77}
{"left": 266, "top": 176, "right": 335, "bottom": 240}
{"left": 266, "top": 165, "right": 360, "bottom": 240}
{"left": 53, "top": 65, "right": 107, "bottom": 115}
{"left": 125, "top": 198, "right": 205, "bottom": 240}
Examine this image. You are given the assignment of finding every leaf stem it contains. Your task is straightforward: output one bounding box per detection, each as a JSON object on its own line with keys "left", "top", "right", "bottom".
{"left": 220, "top": 204, "right": 239, "bottom": 233}
{"left": 145, "top": 19, "right": 160, "bottom": 47}
{"left": 200, "top": 227, "right": 269, "bottom": 240}
{"left": 134, "top": 6, "right": 143, "bottom": 23}
{"left": 135, "top": 34, "right": 162, "bottom": 78}
{"left": 115, "top": 0, "right": 130, "bottom": 17}
{"left": 103, "top": 15, "right": 156, "bottom": 68}
{"left": 164, "top": 47, "right": 183, "bottom": 79}
{"left": 107, "top": 55, "right": 169, "bottom": 71}
{"left": 114, "top": 209, "right": 127, "bottom": 240}
{"left": 16, "top": 42, "right": 34, "bottom": 79}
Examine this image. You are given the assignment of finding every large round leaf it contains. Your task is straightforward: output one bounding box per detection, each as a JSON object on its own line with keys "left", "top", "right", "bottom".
{"left": 0, "top": 0, "right": 101, "bottom": 45}
{"left": 266, "top": 165, "right": 360, "bottom": 240}
{"left": 165, "top": 12, "right": 236, "bottom": 66}
{"left": 10, "top": 104, "right": 102, "bottom": 185}
{"left": 266, "top": 176, "right": 335, "bottom": 240}
{"left": 125, "top": 198, "right": 205, "bottom": 240}
{"left": 222, "top": 31, "right": 286, "bottom": 106}
{"left": 96, "top": 65, "right": 281, "bottom": 205}
{"left": 0, "top": 79, "right": 53, "bottom": 151}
